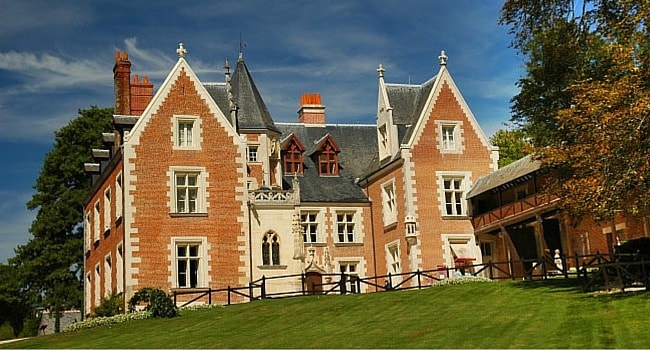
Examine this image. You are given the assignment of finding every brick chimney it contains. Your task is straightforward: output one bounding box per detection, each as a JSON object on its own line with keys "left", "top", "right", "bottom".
{"left": 113, "top": 51, "right": 131, "bottom": 115}
{"left": 130, "top": 74, "right": 154, "bottom": 115}
{"left": 298, "top": 93, "right": 326, "bottom": 124}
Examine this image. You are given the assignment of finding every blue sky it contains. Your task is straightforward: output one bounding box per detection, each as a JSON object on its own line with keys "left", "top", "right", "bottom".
{"left": 0, "top": 0, "right": 522, "bottom": 263}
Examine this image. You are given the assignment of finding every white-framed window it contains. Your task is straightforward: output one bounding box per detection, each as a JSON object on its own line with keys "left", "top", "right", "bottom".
{"left": 387, "top": 243, "right": 401, "bottom": 275}
{"left": 116, "top": 243, "right": 124, "bottom": 294}
{"left": 103, "top": 187, "right": 111, "bottom": 233}
{"left": 85, "top": 272, "right": 91, "bottom": 315}
{"left": 173, "top": 115, "right": 201, "bottom": 149}
{"left": 247, "top": 145, "right": 259, "bottom": 162}
{"left": 437, "top": 172, "right": 470, "bottom": 217}
{"left": 301, "top": 211, "right": 320, "bottom": 243}
{"left": 94, "top": 263, "right": 101, "bottom": 306}
{"left": 170, "top": 167, "right": 207, "bottom": 214}
{"left": 381, "top": 180, "right": 397, "bottom": 226}
{"left": 115, "top": 172, "right": 123, "bottom": 221}
{"left": 85, "top": 211, "right": 91, "bottom": 251}
{"left": 104, "top": 254, "right": 112, "bottom": 297}
{"left": 437, "top": 121, "right": 462, "bottom": 153}
{"left": 262, "top": 232, "right": 281, "bottom": 266}
{"left": 336, "top": 211, "right": 356, "bottom": 243}
{"left": 175, "top": 241, "right": 203, "bottom": 288}
{"left": 339, "top": 261, "right": 360, "bottom": 293}
{"left": 93, "top": 201, "right": 100, "bottom": 243}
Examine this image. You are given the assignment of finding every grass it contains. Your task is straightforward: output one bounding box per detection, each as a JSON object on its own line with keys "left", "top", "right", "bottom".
{"left": 3, "top": 278, "right": 650, "bottom": 349}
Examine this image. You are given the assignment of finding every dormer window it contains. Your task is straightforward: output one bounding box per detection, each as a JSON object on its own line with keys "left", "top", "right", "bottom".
{"left": 282, "top": 134, "right": 305, "bottom": 175}
{"left": 316, "top": 136, "right": 340, "bottom": 176}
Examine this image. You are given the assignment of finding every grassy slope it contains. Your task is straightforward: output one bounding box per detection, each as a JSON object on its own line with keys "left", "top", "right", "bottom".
{"left": 3, "top": 279, "right": 650, "bottom": 349}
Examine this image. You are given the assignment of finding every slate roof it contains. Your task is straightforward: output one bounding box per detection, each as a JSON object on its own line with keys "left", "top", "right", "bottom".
{"left": 466, "top": 155, "right": 540, "bottom": 199}
{"left": 385, "top": 76, "right": 436, "bottom": 144}
{"left": 276, "top": 123, "right": 378, "bottom": 203}
{"left": 203, "top": 55, "right": 279, "bottom": 133}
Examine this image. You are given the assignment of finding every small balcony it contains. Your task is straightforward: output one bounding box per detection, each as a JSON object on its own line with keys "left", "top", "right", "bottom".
{"left": 471, "top": 193, "right": 559, "bottom": 233}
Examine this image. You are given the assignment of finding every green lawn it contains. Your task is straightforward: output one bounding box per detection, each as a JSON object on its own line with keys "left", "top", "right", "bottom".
{"left": 3, "top": 279, "right": 650, "bottom": 349}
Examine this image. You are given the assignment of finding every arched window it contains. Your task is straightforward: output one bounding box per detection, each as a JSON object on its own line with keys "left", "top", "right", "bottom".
{"left": 262, "top": 232, "right": 280, "bottom": 266}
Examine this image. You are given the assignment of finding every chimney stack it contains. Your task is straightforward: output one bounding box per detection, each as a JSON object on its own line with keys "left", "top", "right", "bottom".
{"left": 298, "top": 93, "right": 326, "bottom": 124}
{"left": 113, "top": 51, "right": 131, "bottom": 115}
{"left": 130, "top": 74, "right": 154, "bottom": 115}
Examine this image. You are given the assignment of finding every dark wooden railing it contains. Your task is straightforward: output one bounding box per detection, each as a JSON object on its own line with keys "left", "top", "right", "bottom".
{"left": 471, "top": 193, "right": 559, "bottom": 231}
{"left": 171, "top": 252, "right": 649, "bottom": 308}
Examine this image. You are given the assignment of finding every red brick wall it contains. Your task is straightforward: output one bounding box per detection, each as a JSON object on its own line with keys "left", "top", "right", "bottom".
{"left": 129, "top": 68, "right": 246, "bottom": 292}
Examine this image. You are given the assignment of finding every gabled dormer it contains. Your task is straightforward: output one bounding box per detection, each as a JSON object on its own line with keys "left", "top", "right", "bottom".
{"left": 309, "top": 134, "right": 340, "bottom": 176}
{"left": 281, "top": 133, "right": 305, "bottom": 175}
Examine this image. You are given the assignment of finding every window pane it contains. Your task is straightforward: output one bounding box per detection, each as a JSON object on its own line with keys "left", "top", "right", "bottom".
{"left": 177, "top": 260, "right": 187, "bottom": 287}
{"left": 176, "top": 175, "right": 186, "bottom": 186}
{"left": 177, "top": 246, "right": 187, "bottom": 257}
{"left": 189, "top": 259, "right": 198, "bottom": 288}
{"left": 189, "top": 245, "right": 199, "bottom": 257}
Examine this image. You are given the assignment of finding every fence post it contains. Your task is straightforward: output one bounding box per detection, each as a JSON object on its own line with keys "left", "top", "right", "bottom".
{"left": 340, "top": 272, "right": 347, "bottom": 295}
{"left": 261, "top": 276, "right": 267, "bottom": 299}
{"left": 574, "top": 253, "right": 580, "bottom": 278}
{"left": 356, "top": 276, "right": 361, "bottom": 294}
{"left": 249, "top": 283, "right": 253, "bottom": 302}
{"left": 417, "top": 270, "right": 422, "bottom": 289}
{"left": 173, "top": 291, "right": 177, "bottom": 306}
{"left": 301, "top": 273, "right": 306, "bottom": 296}
{"left": 228, "top": 286, "right": 231, "bottom": 305}
{"left": 488, "top": 260, "right": 494, "bottom": 280}
{"left": 209, "top": 288, "right": 212, "bottom": 305}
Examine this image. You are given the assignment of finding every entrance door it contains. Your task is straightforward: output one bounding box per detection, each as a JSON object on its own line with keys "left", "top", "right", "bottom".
{"left": 304, "top": 271, "right": 323, "bottom": 295}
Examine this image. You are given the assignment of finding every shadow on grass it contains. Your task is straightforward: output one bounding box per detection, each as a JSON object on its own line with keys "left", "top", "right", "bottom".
{"left": 508, "top": 277, "right": 586, "bottom": 293}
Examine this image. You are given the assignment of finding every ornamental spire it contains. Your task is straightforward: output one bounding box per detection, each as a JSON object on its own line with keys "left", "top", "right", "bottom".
{"left": 438, "top": 50, "right": 448, "bottom": 66}
{"left": 176, "top": 42, "right": 187, "bottom": 58}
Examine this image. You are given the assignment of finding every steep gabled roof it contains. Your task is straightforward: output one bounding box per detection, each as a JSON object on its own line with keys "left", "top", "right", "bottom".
{"left": 276, "top": 123, "right": 377, "bottom": 203}
{"left": 386, "top": 77, "right": 436, "bottom": 145}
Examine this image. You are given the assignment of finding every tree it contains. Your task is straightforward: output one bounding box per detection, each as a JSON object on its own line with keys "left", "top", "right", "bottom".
{"left": 490, "top": 127, "right": 532, "bottom": 167}
{"left": 0, "top": 264, "right": 30, "bottom": 337}
{"left": 11, "top": 106, "right": 113, "bottom": 332}
{"left": 500, "top": 1, "right": 650, "bottom": 221}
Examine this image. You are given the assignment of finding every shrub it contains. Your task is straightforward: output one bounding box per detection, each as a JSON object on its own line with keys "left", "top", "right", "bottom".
{"left": 128, "top": 288, "right": 177, "bottom": 318}
{"left": 94, "top": 292, "right": 124, "bottom": 317}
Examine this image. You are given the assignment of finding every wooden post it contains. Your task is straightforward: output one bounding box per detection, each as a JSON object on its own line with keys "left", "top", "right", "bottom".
{"left": 261, "top": 276, "right": 267, "bottom": 299}
{"left": 228, "top": 286, "right": 231, "bottom": 305}
{"left": 208, "top": 288, "right": 212, "bottom": 305}
{"left": 301, "top": 273, "right": 306, "bottom": 296}
{"left": 417, "top": 270, "right": 422, "bottom": 289}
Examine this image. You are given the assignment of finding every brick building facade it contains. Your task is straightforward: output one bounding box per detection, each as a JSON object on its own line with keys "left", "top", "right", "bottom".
{"left": 83, "top": 45, "right": 497, "bottom": 315}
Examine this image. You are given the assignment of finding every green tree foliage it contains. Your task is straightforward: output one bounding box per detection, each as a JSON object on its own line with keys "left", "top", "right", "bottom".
{"left": 501, "top": 1, "right": 650, "bottom": 220}
{"left": 490, "top": 127, "right": 532, "bottom": 167}
{"left": 0, "top": 264, "right": 30, "bottom": 337}
{"left": 93, "top": 292, "right": 124, "bottom": 317}
{"left": 10, "top": 106, "right": 113, "bottom": 332}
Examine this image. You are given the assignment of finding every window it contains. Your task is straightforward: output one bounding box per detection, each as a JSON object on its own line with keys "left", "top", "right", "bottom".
{"left": 93, "top": 201, "right": 100, "bottom": 243}
{"left": 443, "top": 177, "right": 465, "bottom": 216}
{"left": 176, "top": 173, "right": 198, "bottom": 213}
{"left": 176, "top": 242, "right": 201, "bottom": 288}
{"left": 103, "top": 187, "right": 111, "bottom": 234}
{"left": 378, "top": 124, "right": 391, "bottom": 160}
{"left": 116, "top": 243, "right": 124, "bottom": 294}
{"left": 94, "top": 264, "right": 100, "bottom": 306}
{"left": 178, "top": 121, "right": 194, "bottom": 147}
{"left": 441, "top": 125, "right": 456, "bottom": 151}
{"left": 387, "top": 244, "right": 401, "bottom": 275}
{"left": 319, "top": 142, "right": 338, "bottom": 175}
{"left": 115, "top": 172, "right": 123, "bottom": 221}
{"left": 301, "top": 212, "right": 319, "bottom": 243}
{"left": 104, "top": 254, "right": 112, "bottom": 297}
{"left": 382, "top": 181, "right": 397, "bottom": 225}
{"left": 247, "top": 145, "right": 258, "bottom": 162}
{"left": 85, "top": 212, "right": 91, "bottom": 251}
{"left": 262, "top": 232, "right": 280, "bottom": 266}
{"left": 339, "top": 262, "right": 359, "bottom": 293}
{"left": 173, "top": 115, "right": 201, "bottom": 149}
{"left": 336, "top": 212, "right": 356, "bottom": 243}
{"left": 283, "top": 139, "right": 304, "bottom": 174}
{"left": 85, "top": 273, "right": 91, "bottom": 315}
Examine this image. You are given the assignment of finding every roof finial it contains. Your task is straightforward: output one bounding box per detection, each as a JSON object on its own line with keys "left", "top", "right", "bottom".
{"left": 377, "top": 64, "right": 385, "bottom": 78}
{"left": 438, "top": 50, "right": 448, "bottom": 66}
{"left": 238, "top": 33, "right": 246, "bottom": 62}
{"left": 177, "top": 42, "right": 187, "bottom": 58}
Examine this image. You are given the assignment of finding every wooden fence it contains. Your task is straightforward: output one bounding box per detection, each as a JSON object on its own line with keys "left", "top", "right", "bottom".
{"left": 171, "top": 252, "right": 649, "bottom": 308}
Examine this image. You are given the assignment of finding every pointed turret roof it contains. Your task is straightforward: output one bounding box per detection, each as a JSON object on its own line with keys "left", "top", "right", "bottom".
{"left": 229, "top": 54, "right": 279, "bottom": 133}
